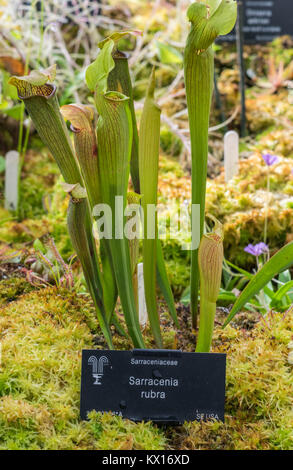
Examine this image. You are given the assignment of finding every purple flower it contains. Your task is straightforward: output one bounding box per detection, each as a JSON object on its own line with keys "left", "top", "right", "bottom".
{"left": 244, "top": 242, "right": 269, "bottom": 257}
{"left": 262, "top": 153, "right": 279, "bottom": 166}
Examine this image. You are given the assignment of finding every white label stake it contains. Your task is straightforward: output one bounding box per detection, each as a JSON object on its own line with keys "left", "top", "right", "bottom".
{"left": 224, "top": 131, "right": 239, "bottom": 182}
{"left": 5, "top": 150, "right": 20, "bottom": 211}
{"left": 137, "top": 262, "right": 148, "bottom": 328}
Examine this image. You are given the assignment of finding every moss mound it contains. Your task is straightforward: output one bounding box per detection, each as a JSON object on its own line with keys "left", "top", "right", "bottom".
{"left": 0, "top": 277, "right": 33, "bottom": 305}
{"left": 0, "top": 287, "right": 166, "bottom": 450}
{"left": 18, "top": 149, "right": 59, "bottom": 220}
{"left": 167, "top": 312, "right": 293, "bottom": 450}
{"left": 0, "top": 285, "right": 292, "bottom": 450}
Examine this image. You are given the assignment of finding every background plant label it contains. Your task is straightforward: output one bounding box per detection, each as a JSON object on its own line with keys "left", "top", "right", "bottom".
{"left": 80, "top": 349, "right": 226, "bottom": 423}
{"left": 224, "top": 130, "right": 239, "bottom": 183}
{"left": 219, "top": 0, "right": 293, "bottom": 44}
{"left": 4, "top": 150, "right": 19, "bottom": 212}
{"left": 137, "top": 263, "right": 148, "bottom": 327}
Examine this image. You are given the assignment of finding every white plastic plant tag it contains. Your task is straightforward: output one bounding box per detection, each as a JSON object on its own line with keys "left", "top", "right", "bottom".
{"left": 137, "top": 262, "right": 148, "bottom": 327}
{"left": 5, "top": 150, "right": 19, "bottom": 211}
{"left": 224, "top": 130, "right": 239, "bottom": 182}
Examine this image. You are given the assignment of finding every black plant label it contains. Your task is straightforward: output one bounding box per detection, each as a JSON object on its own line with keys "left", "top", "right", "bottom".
{"left": 80, "top": 349, "right": 226, "bottom": 424}
{"left": 218, "top": 0, "right": 293, "bottom": 44}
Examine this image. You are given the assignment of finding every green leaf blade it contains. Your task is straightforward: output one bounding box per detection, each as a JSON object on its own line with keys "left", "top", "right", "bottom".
{"left": 67, "top": 199, "right": 113, "bottom": 349}
{"left": 95, "top": 91, "right": 145, "bottom": 348}
{"left": 270, "top": 281, "right": 293, "bottom": 308}
{"left": 139, "top": 69, "right": 163, "bottom": 348}
{"left": 85, "top": 40, "right": 115, "bottom": 93}
{"left": 107, "top": 48, "right": 140, "bottom": 193}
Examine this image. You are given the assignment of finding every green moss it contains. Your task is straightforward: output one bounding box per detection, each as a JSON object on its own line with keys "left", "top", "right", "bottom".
{"left": 160, "top": 127, "right": 183, "bottom": 157}
{"left": 164, "top": 255, "right": 190, "bottom": 299}
{"left": 0, "top": 277, "right": 33, "bottom": 305}
{"left": 0, "top": 287, "right": 167, "bottom": 450}
{"left": 0, "top": 176, "right": 72, "bottom": 259}
{"left": 159, "top": 154, "right": 184, "bottom": 178}
{"left": 18, "top": 149, "right": 59, "bottom": 220}
{"left": 246, "top": 91, "right": 292, "bottom": 135}
{"left": 88, "top": 412, "right": 166, "bottom": 450}
{"left": 0, "top": 284, "right": 292, "bottom": 450}
{"left": 167, "top": 314, "right": 293, "bottom": 450}
{"left": 270, "top": 36, "right": 293, "bottom": 67}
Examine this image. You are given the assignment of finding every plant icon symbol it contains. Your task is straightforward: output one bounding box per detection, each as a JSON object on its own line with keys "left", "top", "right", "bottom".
{"left": 88, "top": 355, "right": 109, "bottom": 385}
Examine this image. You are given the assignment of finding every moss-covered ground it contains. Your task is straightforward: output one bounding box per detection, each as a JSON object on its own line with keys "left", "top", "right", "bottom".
{"left": 0, "top": 277, "right": 292, "bottom": 450}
